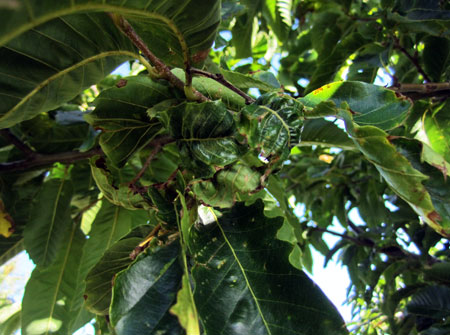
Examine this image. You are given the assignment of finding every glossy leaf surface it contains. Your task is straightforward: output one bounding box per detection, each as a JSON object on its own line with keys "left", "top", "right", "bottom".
{"left": 300, "top": 81, "right": 412, "bottom": 130}
{"left": 167, "top": 101, "right": 244, "bottom": 176}
{"left": 110, "top": 242, "right": 182, "bottom": 335}
{"left": 84, "top": 225, "right": 153, "bottom": 315}
{"left": 190, "top": 201, "right": 347, "bottom": 335}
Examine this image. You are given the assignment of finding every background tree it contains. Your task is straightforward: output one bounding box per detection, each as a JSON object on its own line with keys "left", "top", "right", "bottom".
{"left": 0, "top": 0, "right": 449, "bottom": 334}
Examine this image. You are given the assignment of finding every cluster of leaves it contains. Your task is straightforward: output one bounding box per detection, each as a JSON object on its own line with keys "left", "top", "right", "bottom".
{"left": 0, "top": 0, "right": 449, "bottom": 334}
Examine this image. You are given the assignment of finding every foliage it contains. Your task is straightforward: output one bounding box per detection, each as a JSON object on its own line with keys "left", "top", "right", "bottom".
{"left": 0, "top": 0, "right": 449, "bottom": 334}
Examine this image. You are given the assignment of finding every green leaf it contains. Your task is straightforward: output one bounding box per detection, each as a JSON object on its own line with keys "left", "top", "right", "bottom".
{"left": 86, "top": 76, "right": 172, "bottom": 167}
{"left": 0, "top": 0, "right": 221, "bottom": 128}
{"left": 0, "top": 309, "right": 21, "bottom": 335}
{"left": 239, "top": 93, "right": 303, "bottom": 158}
{"left": 300, "top": 81, "right": 412, "bottom": 130}
{"left": 263, "top": 0, "right": 292, "bottom": 41}
{"left": 172, "top": 68, "right": 246, "bottom": 111}
{"left": 192, "top": 164, "right": 261, "bottom": 208}
{"left": 391, "top": 138, "right": 450, "bottom": 237}
{"left": 140, "top": 143, "right": 180, "bottom": 184}
{"left": 90, "top": 157, "right": 154, "bottom": 210}
{"left": 407, "top": 286, "right": 450, "bottom": 319}
{"left": 22, "top": 224, "right": 86, "bottom": 335}
{"left": 299, "top": 119, "right": 356, "bottom": 150}
{"left": 170, "top": 274, "right": 200, "bottom": 335}
{"left": 110, "top": 242, "right": 183, "bottom": 335}
{"left": 171, "top": 192, "right": 200, "bottom": 334}
{"left": 388, "top": 10, "right": 450, "bottom": 36}
{"left": 0, "top": 1, "right": 220, "bottom": 66}
{"left": 190, "top": 201, "right": 347, "bottom": 335}
{"left": 0, "top": 174, "right": 43, "bottom": 265}
{"left": 23, "top": 178, "right": 74, "bottom": 267}
{"left": 19, "top": 113, "right": 90, "bottom": 154}
{"left": 422, "top": 36, "right": 450, "bottom": 82}
{"left": 0, "top": 12, "right": 136, "bottom": 128}
{"left": 78, "top": 199, "right": 151, "bottom": 287}
{"left": 84, "top": 225, "right": 153, "bottom": 315}
{"left": 167, "top": 101, "right": 245, "bottom": 177}
{"left": 220, "top": 69, "right": 281, "bottom": 91}
{"left": 419, "top": 102, "right": 450, "bottom": 167}
{"left": 306, "top": 32, "right": 369, "bottom": 93}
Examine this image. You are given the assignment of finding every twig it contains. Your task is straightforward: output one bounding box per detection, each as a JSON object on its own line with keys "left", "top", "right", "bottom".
{"left": 388, "top": 82, "right": 450, "bottom": 100}
{"left": 388, "top": 82, "right": 450, "bottom": 93}
{"left": 129, "top": 136, "right": 175, "bottom": 186}
{"left": 309, "top": 225, "right": 438, "bottom": 263}
{"left": 110, "top": 14, "right": 208, "bottom": 102}
{"left": 190, "top": 68, "right": 256, "bottom": 104}
{"left": 393, "top": 37, "right": 432, "bottom": 82}
{"left": 0, "top": 147, "right": 103, "bottom": 173}
{"left": 310, "top": 226, "right": 369, "bottom": 246}
{"left": 130, "top": 224, "right": 162, "bottom": 260}
{"left": 0, "top": 129, "right": 35, "bottom": 155}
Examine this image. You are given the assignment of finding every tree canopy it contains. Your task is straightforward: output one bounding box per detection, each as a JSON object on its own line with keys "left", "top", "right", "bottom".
{"left": 0, "top": 0, "right": 449, "bottom": 334}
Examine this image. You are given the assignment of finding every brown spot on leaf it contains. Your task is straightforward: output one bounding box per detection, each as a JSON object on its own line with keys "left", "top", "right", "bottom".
{"left": 312, "top": 87, "right": 323, "bottom": 95}
{"left": 192, "top": 48, "right": 211, "bottom": 63}
{"left": 428, "top": 211, "right": 442, "bottom": 223}
{"left": 115, "top": 79, "right": 128, "bottom": 88}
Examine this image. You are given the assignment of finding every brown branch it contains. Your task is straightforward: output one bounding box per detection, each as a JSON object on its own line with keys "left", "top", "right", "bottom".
{"left": 393, "top": 37, "right": 432, "bottom": 82}
{"left": 388, "top": 82, "right": 450, "bottom": 100}
{"left": 110, "top": 14, "right": 208, "bottom": 102}
{"left": 190, "top": 68, "right": 256, "bottom": 104}
{"left": 129, "top": 136, "right": 175, "bottom": 186}
{"left": 0, "top": 147, "right": 103, "bottom": 173}
{"left": 0, "top": 129, "right": 35, "bottom": 155}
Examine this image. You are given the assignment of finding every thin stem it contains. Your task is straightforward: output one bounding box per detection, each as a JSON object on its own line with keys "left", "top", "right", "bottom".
{"left": 129, "top": 136, "right": 175, "bottom": 186}
{"left": 190, "top": 68, "right": 256, "bottom": 104}
{"left": 310, "top": 226, "right": 367, "bottom": 246}
{"left": 110, "top": 14, "right": 208, "bottom": 102}
{"left": 0, "top": 129, "right": 35, "bottom": 155}
{"left": 0, "top": 147, "right": 103, "bottom": 173}
{"left": 393, "top": 37, "right": 432, "bottom": 82}
{"left": 388, "top": 82, "right": 450, "bottom": 100}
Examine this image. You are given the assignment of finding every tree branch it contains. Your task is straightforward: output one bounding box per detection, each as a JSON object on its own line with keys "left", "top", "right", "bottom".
{"left": 0, "top": 129, "right": 35, "bottom": 155}
{"left": 110, "top": 14, "right": 209, "bottom": 102}
{"left": 0, "top": 147, "right": 103, "bottom": 173}
{"left": 190, "top": 68, "right": 256, "bottom": 104}
{"left": 129, "top": 136, "right": 175, "bottom": 187}
{"left": 308, "top": 225, "right": 438, "bottom": 264}
{"left": 393, "top": 37, "right": 432, "bottom": 82}
{"left": 388, "top": 82, "right": 450, "bottom": 100}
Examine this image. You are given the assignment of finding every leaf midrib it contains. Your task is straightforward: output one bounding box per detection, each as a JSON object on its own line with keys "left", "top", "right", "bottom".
{"left": 216, "top": 220, "right": 272, "bottom": 335}
{"left": 45, "top": 223, "right": 77, "bottom": 335}
{"left": 41, "top": 178, "right": 66, "bottom": 265}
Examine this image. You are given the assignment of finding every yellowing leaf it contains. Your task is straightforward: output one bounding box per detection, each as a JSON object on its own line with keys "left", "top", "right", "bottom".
{"left": 0, "top": 199, "right": 14, "bottom": 238}
{"left": 170, "top": 274, "right": 200, "bottom": 335}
